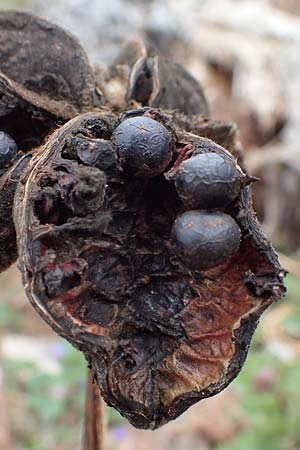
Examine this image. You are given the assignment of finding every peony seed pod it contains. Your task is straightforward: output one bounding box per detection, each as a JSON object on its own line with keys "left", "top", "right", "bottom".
{"left": 14, "top": 108, "right": 285, "bottom": 430}
{"left": 0, "top": 10, "right": 101, "bottom": 151}
{"left": 0, "top": 11, "right": 286, "bottom": 436}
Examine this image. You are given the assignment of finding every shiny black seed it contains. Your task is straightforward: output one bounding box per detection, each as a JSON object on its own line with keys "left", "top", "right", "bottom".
{"left": 111, "top": 116, "right": 172, "bottom": 177}
{"left": 0, "top": 131, "right": 18, "bottom": 168}
{"left": 174, "top": 153, "right": 241, "bottom": 209}
{"left": 172, "top": 210, "right": 241, "bottom": 270}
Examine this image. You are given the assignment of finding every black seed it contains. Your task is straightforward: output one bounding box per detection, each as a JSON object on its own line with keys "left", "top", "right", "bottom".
{"left": 111, "top": 116, "right": 172, "bottom": 177}
{"left": 0, "top": 131, "right": 18, "bottom": 168}
{"left": 174, "top": 153, "right": 241, "bottom": 209}
{"left": 172, "top": 210, "right": 241, "bottom": 270}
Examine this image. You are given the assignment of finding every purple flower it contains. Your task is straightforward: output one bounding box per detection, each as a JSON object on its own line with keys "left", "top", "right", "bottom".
{"left": 111, "top": 425, "right": 128, "bottom": 442}
{"left": 48, "top": 342, "right": 67, "bottom": 360}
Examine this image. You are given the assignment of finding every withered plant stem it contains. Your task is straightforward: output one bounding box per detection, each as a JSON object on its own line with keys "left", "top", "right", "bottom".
{"left": 83, "top": 369, "right": 105, "bottom": 450}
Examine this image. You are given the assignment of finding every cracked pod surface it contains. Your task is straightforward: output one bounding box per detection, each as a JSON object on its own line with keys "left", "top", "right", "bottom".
{"left": 15, "top": 108, "right": 286, "bottom": 429}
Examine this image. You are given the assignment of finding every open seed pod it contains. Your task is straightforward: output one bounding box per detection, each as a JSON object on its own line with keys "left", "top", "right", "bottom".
{"left": 0, "top": 10, "right": 101, "bottom": 150}
{"left": 126, "top": 43, "right": 209, "bottom": 114}
{"left": 96, "top": 41, "right": 208, "bottom": 115}
{"left": 14, "top": 107, "right": 285, "bottom": 429}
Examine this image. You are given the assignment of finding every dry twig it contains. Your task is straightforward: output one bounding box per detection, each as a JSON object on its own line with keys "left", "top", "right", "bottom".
{"left": 83, "top": 370, "right": 105, "bottom": 450}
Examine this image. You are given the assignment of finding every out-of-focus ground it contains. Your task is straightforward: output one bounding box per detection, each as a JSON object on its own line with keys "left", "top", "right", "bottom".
{"left": 0, "top": 0, "right": 300, "bottom": 449}
{"left": 0, "top": 265, "right": 299, "bottom": 450}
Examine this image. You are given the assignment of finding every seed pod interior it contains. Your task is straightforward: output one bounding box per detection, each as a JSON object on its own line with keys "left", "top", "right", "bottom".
{"left": 15, "top": 109, "right": 285, "bottom": 430}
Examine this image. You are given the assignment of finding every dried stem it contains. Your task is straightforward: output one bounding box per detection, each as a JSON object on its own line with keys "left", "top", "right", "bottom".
{"left": 83, "top": 369, "right": 105, "bottom": 450}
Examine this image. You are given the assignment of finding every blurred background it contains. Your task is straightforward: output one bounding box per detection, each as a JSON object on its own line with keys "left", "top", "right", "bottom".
{"left": 0, "top": 0, "right": 300, "bottom": 449}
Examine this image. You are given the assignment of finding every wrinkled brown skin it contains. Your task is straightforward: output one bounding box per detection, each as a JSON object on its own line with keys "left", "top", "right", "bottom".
{"left": 0, "top": 10, "right": 102, "bottom": 271}
{"left": 0, "top": 74, "right": 63, "bottom": 151}
{"left": 96, "top": 41, "right": 209, "bottom": 116}
{"left": 14, "top": 108, "right": 286, "bottom": 429}
{"left": 127, "top": 52, "right": 209, "bottom": 115}
{"left": 0, "top": 11, "right": 100, "bottom": 110}
{"left": 0, "top": 153, "right": 31, "bottom": 272}
{"left": 0, "top": 10, "right": 101, "bottom": 151}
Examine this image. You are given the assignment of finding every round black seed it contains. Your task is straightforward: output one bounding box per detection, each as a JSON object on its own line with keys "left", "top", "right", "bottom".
{"left": 174, "top": 152, "right": 241, "bottom": 209}
{"left": 111, "top": 116, "right": 172, "bottom": 177}
{"left": 172, "top": 210, "right": 241, "bottom": 270}
{"left": 0, "top": 131, "right": 18, "bottom": 168}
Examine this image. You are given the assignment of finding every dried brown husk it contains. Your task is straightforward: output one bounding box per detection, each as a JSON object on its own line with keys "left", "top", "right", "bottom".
{"left": 96, "top": 41, "right": 209, "bottom": 115}
{"left": 0, "top": 152, "right": 32, "bottom": 271}
{"left": 0, "top": 73, "right": 67, "bottom": 150}
{"left": 0, "top": 11, "right": 103, "bottom": 271}
{"left": 0, "top": 10, "right": 101, "bottom": 150}
{"left": 14, "top": 108, "right": 285, "bottom": 430}
{"left": 0, "top": 11, "right": 100, "bottom": 110}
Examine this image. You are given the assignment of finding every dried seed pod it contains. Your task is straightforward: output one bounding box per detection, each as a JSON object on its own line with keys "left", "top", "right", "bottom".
{"left": 15, "top": 108, "right": 285, "bottom": 430}
{"left": 99, "top": 41, "right": 208, "bottom": 115}
{"left": 172, "top": 210, "right": 241, "bottom": 270}
{"left": 0, "top": 153, "right": 31, "bottom": 271}
{"left": 0, "top": 73, "right": 62, "bottom": 151}
{"left": 148, "top": 58, "right": 209, "bottom": 115}
{"left": 0, "top": 10, "right": 99, "bottom": 110}
{"left": 0, "top": 10, "right": 100, "bottom": 150}
{"left": 111, "top": 115, "right": 173, "bottom": 177}
{"left": 126, "top": 43, "right": 209, "bottom": 114}
{"left": 0, "top": 11, "right": 102, "bottom": 272}
{"left": 173, "top": 152, "right": 242, "bottom": 209}
{"left": 126, "top": 45, "right": 208, "bottom": 115}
